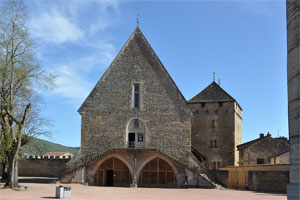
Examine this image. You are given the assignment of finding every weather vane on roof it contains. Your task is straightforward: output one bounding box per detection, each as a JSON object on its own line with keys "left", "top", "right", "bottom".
{"left": 213, "top": 72, "right": 216, "bottom": 82}
{"left": 136, "top": 8, "right": 140, "bottom": 27}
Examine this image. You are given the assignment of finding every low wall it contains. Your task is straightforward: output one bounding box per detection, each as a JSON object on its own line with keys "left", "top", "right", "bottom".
{"left": 248, "top": 171, "right": 289, "bottom": 193}
{"left": 207, "top": 170, "right": 228, "bottom": 187}
{"left": 0, "top": 156, "right": 71, "bottom": 178}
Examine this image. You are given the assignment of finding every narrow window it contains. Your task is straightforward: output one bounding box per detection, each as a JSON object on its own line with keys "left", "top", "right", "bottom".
{"left": 212, "top": 161, "right": 221, "bottom": 170}
{"left": 219, "top": 102, "right": 223, "bottom": 107}
{"left": 134, "top": 119, "right": 139, "bottom": 129}
{"left": 134, "top": 84, "right": 140, "bottom": 108}
{"left": 137, "top": 133, "right": 144, "bottom": 142}
{"left": 257, "top": 158, "right": 264, "bottom": 164}
{"left": 210, "top": 140, "right": 217, "bottom": 148}
{"left": 211, "top": 120, "right": 215, "bottom": 127}
{"left": 201, "top": 102, "right": 205, "bottom": 108}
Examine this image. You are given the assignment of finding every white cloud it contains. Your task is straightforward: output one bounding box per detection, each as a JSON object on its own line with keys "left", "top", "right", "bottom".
{"left": 51, "top": 65, "right": 92, "bottom": 102}
{"left": 27, "top": 1, "right": 121, "bottom": 105}
{"left": 29, "top": 8, "right": 83, "bottom": 44}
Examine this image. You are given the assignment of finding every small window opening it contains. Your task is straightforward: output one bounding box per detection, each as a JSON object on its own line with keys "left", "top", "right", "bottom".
{"left": 195, "top": 110, "right": 199, "bottom": 114}
{"left": 219, "top": 102, "right": 223, "bottom": 107}
{"left": 134, "top": 84, "right": 140, "bottom": 108}
{"left": 205, "top": 110, "right": 209, "bottom": 114}
{"left": 210, "top": 140, "right": 217, "bottom": 148}
{"left": 257, "top": 158, "right": 264, "bottom": 165}
{"left": 137, "top": 133, "right": 144, "bottom": 142}
{"left": 211, "top": 120, "right": 215, "bottom": 127}
{"left": 212, "top": 161, "right": 221, "bottom": 170}
{"left": 215, "top": 110, "right": 218, "bottom": 114}
{"left": 134, "top": 119, "right": 139, "bottom": 129}
{"left": 201, "top": 103, "right": 205, "bottom": 108}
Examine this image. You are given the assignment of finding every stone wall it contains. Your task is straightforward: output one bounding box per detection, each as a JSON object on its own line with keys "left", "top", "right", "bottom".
{"left": 248, "top": 171, "right": 289, "bottom": 193}
{"left": 76, "top": 27, "right": 193, "bottom": 169}
{"left": 0, "top": 156, "right": 71, "bottom": 178}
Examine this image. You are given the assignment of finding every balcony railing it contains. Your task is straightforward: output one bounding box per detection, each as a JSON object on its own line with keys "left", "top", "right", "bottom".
{"left": 127, "top": 141, "right": 145, "bottom": 149}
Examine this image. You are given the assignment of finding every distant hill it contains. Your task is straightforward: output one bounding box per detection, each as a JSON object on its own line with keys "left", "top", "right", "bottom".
{"left": 20, "top": 137, "right": 79, "bottom": 156}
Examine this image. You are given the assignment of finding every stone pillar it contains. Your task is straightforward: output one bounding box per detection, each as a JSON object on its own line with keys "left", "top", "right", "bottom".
{"left": 287, "top": 0, "right": 300, "bottom": 199}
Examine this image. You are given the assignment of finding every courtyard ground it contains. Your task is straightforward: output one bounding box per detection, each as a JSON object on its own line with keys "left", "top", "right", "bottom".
{"left": 0, "top": 177, "right": 287, "bottom": 200}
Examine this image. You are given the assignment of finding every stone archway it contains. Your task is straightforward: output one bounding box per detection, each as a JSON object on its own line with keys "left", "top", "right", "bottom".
{"left": 94, "top": 157, "right": 131, "bottom": 187}
{"left": 139, "top": 157, "right": 177, "bottom": 188}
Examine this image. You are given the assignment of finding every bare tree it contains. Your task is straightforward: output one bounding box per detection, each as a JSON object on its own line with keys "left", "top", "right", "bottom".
{"left": 0, "top": 0, "right": 54, "bottom": 188}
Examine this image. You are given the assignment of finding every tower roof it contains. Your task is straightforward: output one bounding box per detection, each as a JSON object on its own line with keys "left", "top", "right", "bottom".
{"left": 188, "top": 81, "right": 240, "bottom": 107}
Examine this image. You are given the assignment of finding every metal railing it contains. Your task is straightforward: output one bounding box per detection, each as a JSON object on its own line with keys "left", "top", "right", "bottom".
{"left": 127, "top": 141, "right": 145, "bottom": 149}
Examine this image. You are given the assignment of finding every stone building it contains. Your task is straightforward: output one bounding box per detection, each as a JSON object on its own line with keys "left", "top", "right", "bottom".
{"left": 62, "top": 27, "right": 221, "bottom": 188}
{"left": 237, "top": 133, "right": 289, "bottom": 166}
{"left": 188, "top": 81, "right": 242, "bottom": 170}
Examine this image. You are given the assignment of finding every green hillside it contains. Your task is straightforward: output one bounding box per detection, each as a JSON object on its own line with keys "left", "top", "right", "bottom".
{"left": 20, "top": 137, "right": 79, "bottom": 156}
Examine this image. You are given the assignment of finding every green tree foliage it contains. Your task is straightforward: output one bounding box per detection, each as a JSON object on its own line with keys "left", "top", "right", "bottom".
{"left": 0, "top": 0, "right": 54, "bottom": 188}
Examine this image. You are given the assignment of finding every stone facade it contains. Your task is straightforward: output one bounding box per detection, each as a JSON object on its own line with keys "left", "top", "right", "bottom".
{"left": 237, "top": 133, "right": 289, "bottom": 166}
{"left": 270, "top": 151, "right": 290, "bottom": 165}
{"left": 286, "top": 0, "right": 300, "bottom": 199}
{"left": 188, "top": 82, "right": 242, "bottom": 170}
{"left": 63, "top": 27, "right": 221, "bottom": 188}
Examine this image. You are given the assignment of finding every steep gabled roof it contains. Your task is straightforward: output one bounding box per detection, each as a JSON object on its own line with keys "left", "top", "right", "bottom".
{"left": 78, "top": 27, "right": 191, "bottom": 115}
{"left": 188, "top": 81, "right": 236, "bottom": 103}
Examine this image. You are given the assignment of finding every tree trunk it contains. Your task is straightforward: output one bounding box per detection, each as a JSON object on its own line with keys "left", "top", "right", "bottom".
{"left": 5, "top": 138, "right": 21, "bottom": 188}
{"left": 1, "top": 162, "right": 8, "bottom": 180}
{"left": 5, "top": 150, "right": 18, "bottom": 187}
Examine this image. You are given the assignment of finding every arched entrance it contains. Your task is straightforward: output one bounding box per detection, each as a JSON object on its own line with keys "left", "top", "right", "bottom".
{"left": 126, "top": 118, "right": 146, "bottom": 148}
{"left": 139, "top": 157, "right": 177, "bottom": 188}
{"left": 94, "top": 157, "right": 131, "bottom": 187}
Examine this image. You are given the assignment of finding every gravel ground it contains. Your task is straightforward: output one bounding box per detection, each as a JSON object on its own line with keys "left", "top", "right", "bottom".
{"left": 0, "top": 181, "right": 287, "bottom": 200}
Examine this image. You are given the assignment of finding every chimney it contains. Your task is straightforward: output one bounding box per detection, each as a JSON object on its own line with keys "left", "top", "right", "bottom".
{"left": 267, "top": 132, "right": 271, "bottom": 137}
{"left": 260, "top": 133, "right": 264, "bottom": 139}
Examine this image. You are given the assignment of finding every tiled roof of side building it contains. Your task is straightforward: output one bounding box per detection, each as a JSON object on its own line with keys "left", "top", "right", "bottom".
{"left": 188, "top": 81, "right": 242, "bottom": 110}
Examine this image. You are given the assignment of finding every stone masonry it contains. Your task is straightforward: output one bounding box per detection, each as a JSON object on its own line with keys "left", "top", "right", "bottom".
{"left": 287, "top": 0, "right": 300, "bottom": 199}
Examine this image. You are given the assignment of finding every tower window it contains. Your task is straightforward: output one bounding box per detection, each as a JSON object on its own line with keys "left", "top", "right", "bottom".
{"left": 134, "top": 84, "right": 140, "bottom": 108}
{"left": 134, "top": 119, "right": 139, "bottom": 129}
{"left": 210, "top": 140, "right": 217, "bottom": 148}
{"left": 212, "top": 161, "right": 221, "bottom": 170}
{"left": 201, "top": 102, "right": 205, "bottom": 108}
{"left": 211, "top": 120, "right": 215, "bottom": 127}
{"left": 219, "top": 102, "right": 223, "bottom": 107}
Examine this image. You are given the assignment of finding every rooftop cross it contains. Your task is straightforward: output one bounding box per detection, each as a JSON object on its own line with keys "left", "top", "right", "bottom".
{"left": 136, "top": 8, "right": 140, "bottom": 27}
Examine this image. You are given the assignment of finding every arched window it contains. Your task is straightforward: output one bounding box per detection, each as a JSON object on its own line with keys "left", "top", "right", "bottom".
{"left": 127, "top": 118, "right": 146, "bottom": 148}
{"left": 139, "top": 158, "right": 177, "bottom": 188}
{"left": 94, "top": 157, "right": 131, "bottom": 187}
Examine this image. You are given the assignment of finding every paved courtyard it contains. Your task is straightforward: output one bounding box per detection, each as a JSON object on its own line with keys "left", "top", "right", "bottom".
{"left": 0, "top": 178, "right": 287, "bottom": 200}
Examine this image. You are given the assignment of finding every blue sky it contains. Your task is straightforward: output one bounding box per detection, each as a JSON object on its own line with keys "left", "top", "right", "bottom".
{"left": 26, "top": 0, "right": 287, "bottom": 147}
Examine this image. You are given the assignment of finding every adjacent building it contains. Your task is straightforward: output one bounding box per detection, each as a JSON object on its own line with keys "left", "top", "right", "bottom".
{"left": 237, "top": 133, "right": 289, "bottom": 166}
